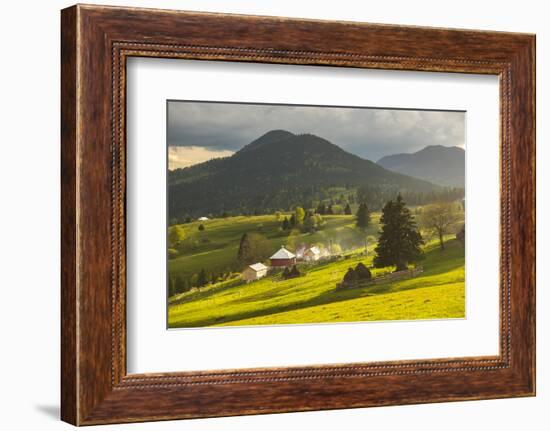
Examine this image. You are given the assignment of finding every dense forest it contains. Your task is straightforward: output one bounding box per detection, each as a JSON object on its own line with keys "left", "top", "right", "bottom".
{"left": 168, "top": 130, "right": 463, "bottom": 223}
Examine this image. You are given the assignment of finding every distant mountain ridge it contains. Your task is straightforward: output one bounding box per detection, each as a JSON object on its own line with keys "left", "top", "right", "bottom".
{"left": 377, "top": 145, "right": 465, "bottom": 188}
{"left": 168, "top": 130, "right": 442, "bottom": 219}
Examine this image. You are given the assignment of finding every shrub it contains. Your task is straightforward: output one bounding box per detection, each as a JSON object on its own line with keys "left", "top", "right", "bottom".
{"left": 198, "top": 224, "right": 205, "bottom": 231}
{"left": 282, "top": 267, "right": 291, "bottom": 278}
{"left": 456, "top": 224, "right": 465, "bottom": 244}
{"left": 354, "top": 262, "right": 372, "bottom": 280}
{"left": 343, "top": 267, "right": 358, "bottom": 285}
{"left": 290, "top": 265, "right": 301, "bottom": 278}
{"left": 168, "top": 248, "right": 179, "bottom": 259}
{"left": 282, "top": 265, "right": 302, "bottom": 279}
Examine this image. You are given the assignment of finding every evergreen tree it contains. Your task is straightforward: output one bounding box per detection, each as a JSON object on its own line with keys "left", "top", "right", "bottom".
{"left": 174, "top": 276, "right": 187, "bottom": 294}
{"left": 456, "top": 224, "right": 465, "bottom": 245}
{"left": 168, "top": 276, "right": 176, "bottom": 297}
{"left": 237, "top": 233, "right": 252, "bottom": 265}
{"left": 356, "top": 203, "right": 371, "bottom": 229}
{"left": 197, "top": 269, "right": 208, "bottom": 287}
{"left": 316, "top": 202, "right": 326, "bottom": 215}
{"left": 282, "top": 217, "right": 290, "bottom": 230}
{"left": 289, "top": 214, "right": 297, "bottom": 228}
{"left": 374, "top": 195, "right": 424, "bottom": 271}
{"left": 344, "top": 203, "right": 352, "bottom": 215}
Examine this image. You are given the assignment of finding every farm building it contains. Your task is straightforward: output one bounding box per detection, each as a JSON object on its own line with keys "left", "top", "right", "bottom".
{"left": 270, "top": 246, "right": 296, "bottom": 267}
{"left": 197, "top": 216, "right": 209, "bottom": 221}
{"left": 303, "top": 246, "right": 321, "bottom": 262}
{"left": 242, "top": 263, "right": 268, "bottom": 283}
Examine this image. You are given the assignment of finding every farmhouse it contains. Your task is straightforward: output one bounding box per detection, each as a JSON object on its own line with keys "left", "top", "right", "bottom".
{"left": 242, "top": 263, "right": 268, "bottom": 283}
{"left": 303, "top": 246, "right": 321, "bottom": 262}
{"left": 270, "top": 246, "right": 296, "bottom": 267}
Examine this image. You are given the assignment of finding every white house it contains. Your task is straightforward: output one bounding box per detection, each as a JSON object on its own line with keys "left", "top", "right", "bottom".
{"left": 303, "top": 246, "right": 321, "bottom": 262}
{"left": 242, "top": 263, "right": 268, "bottom": 283}
{"left": 197, "top": 216, "right": 209, "bottom": 221}
{"left": 294, "top": 245, "right": 307, "bottom": 260}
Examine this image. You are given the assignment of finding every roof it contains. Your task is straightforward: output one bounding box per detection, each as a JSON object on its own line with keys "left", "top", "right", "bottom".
{"left": 306, "top": 246, "right": 321, "bottom": 255}
{"left": 248, "top": 263, "right": 268, "bottom": 272}
{"left": 270, "top": 247, "right": 296, "bottom": 260}
{"left": 198, "top": 216, "right": 209, "bottom": 221}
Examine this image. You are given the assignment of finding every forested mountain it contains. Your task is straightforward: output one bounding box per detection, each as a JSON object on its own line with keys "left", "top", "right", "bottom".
{"left": 168, "top": 130, "right": 454, "bottom": 220}
{"left": 377, "top": 145, "right": 465, "bottom": 188}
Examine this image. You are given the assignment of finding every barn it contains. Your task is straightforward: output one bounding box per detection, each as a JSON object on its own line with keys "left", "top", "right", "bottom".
{"left": 303, "top": 246, "right": 321, "bottom": 262}
{"left": 242, "top": 263, "right": 268, "bottom": 283}
{"left": 270, "top": 246, "right": 296, "bottom": 267}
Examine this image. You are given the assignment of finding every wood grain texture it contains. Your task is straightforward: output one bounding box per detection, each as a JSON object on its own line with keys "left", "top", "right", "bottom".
{"left": 60, "top": 5, "right": 78, "bottom": 425}
{"left": 60, "top": 4, "right": 536, "bottom": 425}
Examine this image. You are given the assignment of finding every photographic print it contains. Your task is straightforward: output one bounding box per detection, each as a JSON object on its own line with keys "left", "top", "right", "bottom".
{"left": 167, "top": 101, "right": 466, "bottom": 329}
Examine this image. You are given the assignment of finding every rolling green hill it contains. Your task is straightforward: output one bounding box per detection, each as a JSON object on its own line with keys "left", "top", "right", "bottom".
{"left": 168, "top": 237, "right": 465, "bottom": 328}
{"left": 169, "top": 213, "right": 380, "bottom": 283}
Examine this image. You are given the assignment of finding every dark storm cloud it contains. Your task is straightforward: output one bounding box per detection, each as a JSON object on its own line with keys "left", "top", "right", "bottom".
{"left": 167, "top": 101, "right": 465, "bottom": 162}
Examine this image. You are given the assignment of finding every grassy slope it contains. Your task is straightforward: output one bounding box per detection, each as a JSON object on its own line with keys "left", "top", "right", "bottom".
{"left": 168, "top": 237, "right": 464, "bottom": 328}
{"left": 169, "top": 214, "right": 380, "bottom": 281}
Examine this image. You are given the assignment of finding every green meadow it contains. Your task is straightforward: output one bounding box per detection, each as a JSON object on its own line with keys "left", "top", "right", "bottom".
{"left": 168, "top": 214, "right": 380, "bottom": 283}
{"left": 167, "top": 213, "right": 465, "bottom": 328}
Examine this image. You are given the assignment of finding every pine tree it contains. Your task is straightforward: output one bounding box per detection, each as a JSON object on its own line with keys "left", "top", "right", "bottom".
{"left": 282, "top": 217, "right": 290, "bottom": 230}
{"left": 374, "top": 195, "right": 424, "bottom": 271}
{"left": 237, "top": 233, "right": 252, "bottom": 265}
{"left": 344, "top": 203, "right": 352, "bottom": 215}
{"left": 356, "top": 203, "right": 371, "bottom": 229}
{"left": 168, "top": 276, "right": 176, "bottom": 297}
{"left": 456, "top": 224, "right": 465, "bottom": 245}
{"left": 197, "top": 269, "right": 208, "bottom": 287}
{"left": 289, "top": 213, "right": 297, "bottom": 227}
{"left": 174, "top": 276, "right": 187, "bottom": 294}
{"left": 316, "top": 202, "right": 326, "bottom": 215}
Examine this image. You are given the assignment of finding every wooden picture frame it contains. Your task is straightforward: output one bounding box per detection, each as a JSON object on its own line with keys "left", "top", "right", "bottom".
{"left": 61, "top": 4, "right": 535, "bottom": 425}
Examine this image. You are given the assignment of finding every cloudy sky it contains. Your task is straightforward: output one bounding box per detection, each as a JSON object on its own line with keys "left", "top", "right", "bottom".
{"left": 168, "top": 101, "right": 465, "bottom": 170}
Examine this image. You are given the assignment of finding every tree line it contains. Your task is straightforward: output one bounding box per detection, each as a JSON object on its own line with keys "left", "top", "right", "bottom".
{"left": 168, "top": 183, "right": 464, "bottom": 225}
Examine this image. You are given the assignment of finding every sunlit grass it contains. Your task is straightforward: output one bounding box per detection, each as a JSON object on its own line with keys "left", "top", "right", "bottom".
{"left": 168, "top": 235, "right": 465, "bottom": 328}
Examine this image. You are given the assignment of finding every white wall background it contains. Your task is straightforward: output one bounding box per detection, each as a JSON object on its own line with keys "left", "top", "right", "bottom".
{"left": 0, "top": 0, "right": 546, "bottom": 429}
